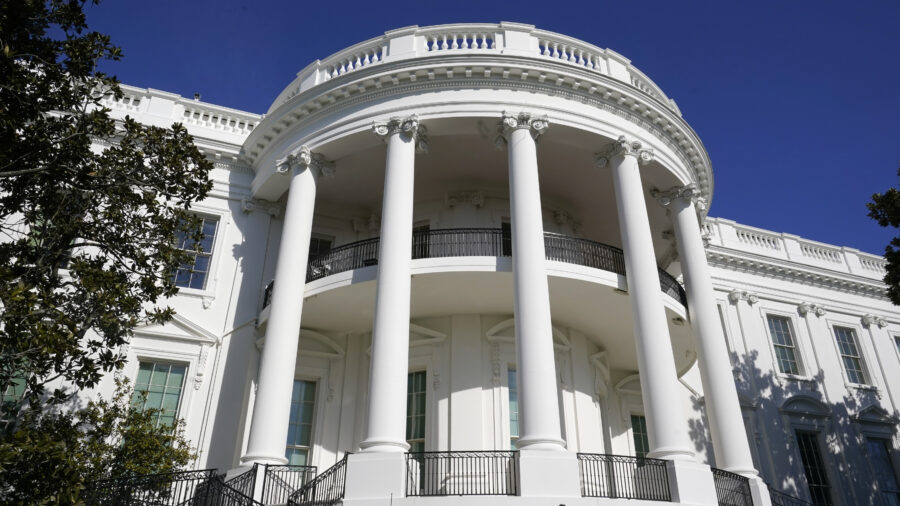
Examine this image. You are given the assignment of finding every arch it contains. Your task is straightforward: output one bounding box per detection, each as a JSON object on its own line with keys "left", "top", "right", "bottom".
{"left": 780, "top": 395, "right": 830, "bottom": 419}
{"left": 484, "top": 317, "right": 570, "bottom": 350}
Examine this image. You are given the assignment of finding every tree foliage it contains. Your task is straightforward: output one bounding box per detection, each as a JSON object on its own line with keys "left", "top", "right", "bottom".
{"left": 867, "top": 166, "right": 900, "bottom": 304}
{"left": 0, "top": 0, "right": 213, "bottom": 414}
{"left": 0, "top": 379, "right": 195, "bottom": 504}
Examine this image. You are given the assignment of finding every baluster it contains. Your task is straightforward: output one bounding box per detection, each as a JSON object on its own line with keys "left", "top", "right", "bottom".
{"left": 576, "top": 49, "right": 584, "bottom": 66}
{"left": 551, "top": 42, "right": 559, "bottom": 58}
{"left": 441, "top": 34, "right": 448, "bottom": 50}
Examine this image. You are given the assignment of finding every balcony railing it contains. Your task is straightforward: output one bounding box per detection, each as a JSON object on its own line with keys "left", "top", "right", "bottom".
{"left": 287, "top": 455, "right": 348, "bottom": 506}
{"left": 711, "top": 467, "right": 752, "bottom": 506}
{"left": 83, "top": 469, "right": 261, "bottom": 505}
{"left": 263, "top": 228, "right": 687, "bottom": 308}
{"left": 769, "top": 487, "right": 815, "bottom": 506}
{"left": 577, "top": 453, "right": 671, "bottom": 501}
{"left": 405, "top": 451, "right": 519, "bottom": 496}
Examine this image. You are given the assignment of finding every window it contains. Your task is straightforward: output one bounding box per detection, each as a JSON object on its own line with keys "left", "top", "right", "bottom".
{"left": 132, "top": 362, "right": 187, "bottom": 428}
{"left": 308, "top": 235, "right": 333, "bottom": 261}
{"left": 412, "top": 222, "right": 430, "bottom": 259}
{"left": 867, "top": 438, "right": 900, "bottom": 505}
{"left": 285, "top": 379, "right": 317, "bottom": 466}
{"left": 501, "top": 220, "right": 512, "bottom": 257}
{"left": 406, "top": 371, "right": 426, "bottom": 452}
{"left": 174, "top": 216, "right": 219, "bottom": 289}
{"left": 833, "top": 327, "right": 868, "bottom": 384}
{"left": 631, "top": 415, "right": 649, "bottom": 458}
{"left": 767, "top": 315, "right": 802, "bottom": 375}
{"left": 796, "top": 431, "right": 833, "bottom": 506}
{"left": 508, "top": 368, "right": 519, "bottom": 450}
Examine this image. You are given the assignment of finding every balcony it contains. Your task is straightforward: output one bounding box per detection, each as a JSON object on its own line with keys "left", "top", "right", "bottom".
{"left": 263, "top": 228, "right": 686, "bottom": 308}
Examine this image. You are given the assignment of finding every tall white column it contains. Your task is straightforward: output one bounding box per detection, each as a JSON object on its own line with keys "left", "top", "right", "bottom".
{"left": 654, "top": 185, "right": 759, "bottom": 477}
{"left": 243, "top": 147, "right": 330, "bottom": 465}
{"left": 500, "top": 112, "right": 565, "bottom": 451}
{"left": 360, "top": 115, "right": 427, "bottom": 453}
{"left": 596, "top": 136, "right": 694, "bottom": 460}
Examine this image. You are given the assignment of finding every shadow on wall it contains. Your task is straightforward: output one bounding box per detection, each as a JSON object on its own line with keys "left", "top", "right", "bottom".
{"left": 688, "top": 349, "right": 900, "bottom": 505}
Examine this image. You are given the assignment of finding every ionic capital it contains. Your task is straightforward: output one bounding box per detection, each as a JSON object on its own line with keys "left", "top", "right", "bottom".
{"left": 275, "top": 145, "right": 335, "bottom": 178}
{"left": 595, "top": 135, "right": 653, "bottom": 168}
{"left": 496, "top": 111, "right": 549, "bottom": 146}
{"left": 728, "top": 289, "right": 758, "bottom": 305}
{"left": 861, "top": 314, "right": 888, "bottom": 329}
{"left": 372, "top": 114, "right": 429, "bottom": 153}
{"left": 798, "top": 302, "right": 826, "bottom": 318}
{"left": 651, "top": 184, "right": 701, "bottom": 207}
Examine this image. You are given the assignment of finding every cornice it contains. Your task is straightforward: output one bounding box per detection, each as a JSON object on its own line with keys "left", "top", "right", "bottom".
{"left": 707, "top": 245, "right": 888, "bottom": 300}
{"left": 245, "top": 54, "right": 711, "bottom": 202}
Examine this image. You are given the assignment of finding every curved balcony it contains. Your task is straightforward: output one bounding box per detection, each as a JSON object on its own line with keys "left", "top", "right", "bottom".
{"left": 263, "top": 229, "right": 686, "bottom": 308}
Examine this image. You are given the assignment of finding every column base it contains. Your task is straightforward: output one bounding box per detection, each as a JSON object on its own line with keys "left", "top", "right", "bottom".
{"left": 343, "top": 452, "right": 406, "bottom": 501}
{"left": 666, "top": 460, "right": 718, "bottom": 506}
{"left": 358, "top": 438, "right": 410, "bottom": 453}
{"left": 239, "top": 452, "right": 288, "bottom": 466}
{"left": 648, "top": 445, "right": 696, "bottom": 460}
{"left": 516, "top": 435, "right": 567, "bottom": 451}
{"left": 517, "top": 451, "right": 581, "bottom": 497}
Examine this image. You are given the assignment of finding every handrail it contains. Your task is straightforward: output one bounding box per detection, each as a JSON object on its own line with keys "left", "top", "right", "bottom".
{"left": 711, "top": 467, "right": 752, "bottom": 506}
{"left": 291, "top": 228, "right": 687, "bottom": 306}
{"left": 405, "top": 451, "right": 518, "bottom": 496}
{"left": 262, "top": 464, "right": 317, "bottom": 505}
{"left": 224, "top": 464, "right": 257, "bottom": 500}
{"left": 577, "top": 453, "right": 671, "bottom": 501}
{"left": 287, "top": 455, "right": 349, "bottom": 506}
{"left": 769, "top": 486, "right": 815, "bottom": 506}
{"left": 83, "top": 468, "right": 263, "bottom": 505}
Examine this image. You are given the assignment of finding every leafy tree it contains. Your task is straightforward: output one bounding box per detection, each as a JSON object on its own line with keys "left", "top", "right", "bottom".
{"left": 867, "top": 166, "right": 900, "bottom": 304}
{"left": 0, "top": 0, "right": 213, "bottom": 416}
{"left": 0, "top": 379, "right": 195, "bottom": 504}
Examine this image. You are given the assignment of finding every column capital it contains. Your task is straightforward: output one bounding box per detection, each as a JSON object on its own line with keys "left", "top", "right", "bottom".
{"left": 650, "top": 184, "right": 701, "bottom": 207}
{"left": 276, "top": 145, "right": 336, "bottom": 178}
{"left": 798, "top": 302, "right": 827, "bottom": 317}
{"left": 497, "top": 111, "right": 549, "bottom": 146}
{"left": 595, "top": 135, "right": 653, "bottom": 168}
{"left": 861, "top": 314, "right": 888, "bottom": 329}
{"left": 373, "top": 114, "right": 429, "bottom": 153}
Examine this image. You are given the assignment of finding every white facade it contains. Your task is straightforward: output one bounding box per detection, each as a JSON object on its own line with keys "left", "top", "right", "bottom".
{"left": 94, "top": 23, "right": 899, "bottom": 506}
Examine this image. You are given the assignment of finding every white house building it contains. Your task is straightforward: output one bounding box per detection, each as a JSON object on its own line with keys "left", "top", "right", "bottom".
{"left": 91, "top": 23, "right": 900, "bottom": 506}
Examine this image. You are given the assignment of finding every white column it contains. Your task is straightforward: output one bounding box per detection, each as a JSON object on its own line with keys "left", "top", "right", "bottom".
{"left": 243, "top": 147, "right": 328, "bottom": 465}
{"left": 655, "top": 185, "right": 759, "bottom": 476}
{"left": 596, "top": 136, "right": 694, "bottom": 460}
{"left": 500, "top": 112, "right": 566, "bottom": 451}
{"left": 360, "top": 115, "right": 426, "bottom": 453}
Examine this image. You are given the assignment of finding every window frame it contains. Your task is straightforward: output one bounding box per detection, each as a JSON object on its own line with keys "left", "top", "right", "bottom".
{"left": 794, "top": 430, "right": 835, "bottom": 506}
{"left": 507, "top": 366, "right": 519, "bottom": 450}
{"left": 829, "top": 324, "right": 871, "bottom": 386}
{"left": 173, "top": 207, "right": 227, "bottom": 298}
{"left": 131, "top": 360, "right": 189, "bottom": 429}
{"left": 763, "top": 312, "right": 806, "bottom": 378}
{"left": 630, "top": 414, "right": 650, "bottom": 459}
{"left": 284, "top": 378, "right": 318, "bottom": 467}
{"left": 406, "top": 369, "right": 428, "bottom": 452}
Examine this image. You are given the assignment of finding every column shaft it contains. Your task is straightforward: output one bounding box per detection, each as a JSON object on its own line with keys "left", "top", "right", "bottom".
{"left": 504, "top": 113, "right": 565, "bottom": 451}
{"left": 360, "top": 119, "right": 419, "bottom": 452}
{"left": 243, "top": 160, "right": 317, "bottom": 465}
{"left": 670, "top": 194, "right": 758, "bottom": 476}
{"left": 604, "top": 139, "right": 694, "bottom": 460}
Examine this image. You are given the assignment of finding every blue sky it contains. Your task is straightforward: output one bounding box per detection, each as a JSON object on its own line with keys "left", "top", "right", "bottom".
{"left": 86, "top": 1, "right": 900, "bottom": 255}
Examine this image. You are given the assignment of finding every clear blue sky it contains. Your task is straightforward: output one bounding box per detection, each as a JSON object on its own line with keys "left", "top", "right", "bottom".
{"left": 86, "top": 1, "right": 900, "bottom": 256}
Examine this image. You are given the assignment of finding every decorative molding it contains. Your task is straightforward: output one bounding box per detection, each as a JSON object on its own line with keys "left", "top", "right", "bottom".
{"left": 727, "top": 289, "right": 758, "bottom": 305}
{"left": 241, "top": 198, "right": 281, "bottom": 217}
{"left": 798, "top": 302, "right": 826, "bottom": 318}
{"left": 372, "top": 114, "right": 429, "bottom": 153}
{"left": 496, "top": 111, "right": 549, "bottom": 147}
{"left": 595, "top": 135, "right": 653, "bottom": 168}
{"left": 490, "top": 341, "right": 501, "bottom": 385}
{"left": 861, "top": 314, "right": 888, "bottom": 329}
{"left": 651, "top": 184, "right": 700, "bottom": 207}
{"left": 193, "top": 344, "right": 210, "bottom": 390}
{"left": 445, "top": 191, "right": 485, "bottom": 208}
{"left": 275, "top": 145, "right": 336, "bottom": 177}
{"left": 589, "top": 351, "right": 610, "bottom": 400}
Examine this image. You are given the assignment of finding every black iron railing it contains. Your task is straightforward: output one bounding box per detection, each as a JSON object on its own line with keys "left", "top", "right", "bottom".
{"left": 262, "top": 464, "right": 317, "bottom": 505}
{"left": 577, "top": 453, "right": 671, "bottom": 501}
{"left": 83, "top": 469, "right": 261, "bottom": 505}
{"left": 263, "top": 228, "right": 687, "bottom": 308}
{"left": 405, "top": 451, "right": 518, "bottom": 496}
{"left": 287, "top": 455, "right": 348, "bottom": 506}
{"left": 712, "top": 468, "right": 753, "bottom": 506}
{"left": 225, "top": 465, "right": 258, "bottom": 500}
{"left": 769, "top": 487, "right": 815, "bottom": 506}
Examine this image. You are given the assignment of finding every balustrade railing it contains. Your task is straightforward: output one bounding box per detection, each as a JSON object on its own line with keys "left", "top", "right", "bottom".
{"left": 287, "top": 455, "right": 348, "bottom": 506}
{"left": 276, "top": 228, "right": 686, "bottom": 306}
{"left": 406, "top": 451, "right": 518, "bottom": 496}
{"left": 225, "top": 464, "right": 257, "bottom": 500}
{"left": 711, "top": 467, "right": 752, "bottom": 506}
{"left": 769, "top": 487, "right": 815, "bottom": 506}
{"left": 83, "top": 469, "right": 261, "bottom": 505}
{"left": 262, "top": 464, "right": 317, "bottom": 505}
{"left": 577, "top": 453, "right": 671, "bottom": 501}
